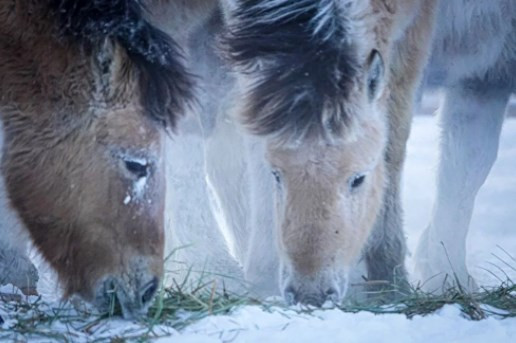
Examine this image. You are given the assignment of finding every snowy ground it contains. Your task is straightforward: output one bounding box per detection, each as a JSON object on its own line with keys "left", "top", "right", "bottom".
{"left": 165, "top": 305, "right": 516, "bottom": 343}
{"left": 1, "top": 96, "right": 515, "bottom": 341}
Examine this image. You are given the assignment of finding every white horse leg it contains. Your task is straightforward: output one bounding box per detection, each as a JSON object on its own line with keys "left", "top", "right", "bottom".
{"left": 0, "top": 122, "right": 38, "bottom": 295}
{"left": 203, "top": 113, "right": 280, "bottom": 298}
{"left": 164, "top": 117, "right": 244, "bottom": 294}
{"left": 415, "top": 83, "right": 510, "bottom": 292}
{"left": 242, "top": 139, "right": 280, "bottom": 297}
{"left": 203, "top": 117, "right": 250, "bottom": 265}
{"left": 0, "top": 191, "right": 38, "bottom": 295}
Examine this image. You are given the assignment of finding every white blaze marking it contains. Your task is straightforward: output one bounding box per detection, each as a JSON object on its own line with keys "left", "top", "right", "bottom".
{"left": 133, "top": 176, "right": 147, "bottom": 198}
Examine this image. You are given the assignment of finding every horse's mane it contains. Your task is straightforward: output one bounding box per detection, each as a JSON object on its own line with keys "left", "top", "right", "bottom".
{"left": 224, "top": 0, "right": 360, "bottom": 142}
{"left": 49, "top": 0, "right": 193, "bottom": 130}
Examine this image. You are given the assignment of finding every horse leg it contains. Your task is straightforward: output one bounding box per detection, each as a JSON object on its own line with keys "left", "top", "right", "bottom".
{"left": 0, "top": 215, "right": 38, "bottom": 295}
{"left": 364, "top": 1, "right": 438, "bottom": 296}
{"left": 415, "top": 82, "right": 510, "bottom": 292}
{"left": 203, "top": 105, "right": 280, "bottom": 297}
{"left": 215, "top": 0, "right": 280, "bottom": 297}
{"left": 242, "top": 139, "right": 279, "bottom": 297}
{"left": 0, "top": 124, "right": 38, "bottom": 295}
{"left": 164, "top": 117, "right": 245, "bottom": 294}
{"left": 364, "top": 116, "right": 411, "bottom": 297}
{"left": 203, "top": 115, "right": 251, "bottom": 268}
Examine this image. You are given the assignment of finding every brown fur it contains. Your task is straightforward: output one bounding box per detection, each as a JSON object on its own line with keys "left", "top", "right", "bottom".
{"left": 0, "top": 0, "right": 165, "bottom": 312}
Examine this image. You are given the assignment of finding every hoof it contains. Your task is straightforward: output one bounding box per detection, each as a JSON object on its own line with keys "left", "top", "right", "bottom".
{"left": 0, "top": 252, "right": 39, "bottom": 295}
{"left": 19, "top": 286, "right": 39, "bottom": 296}
{"left": 414, "top": 247, "right": 477, "bottom": 293}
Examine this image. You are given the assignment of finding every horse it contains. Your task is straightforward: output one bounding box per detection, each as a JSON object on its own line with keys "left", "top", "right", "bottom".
{"left": 414, "top": 0, "right": 516, "bottom": 292}
{"left": 219, "top": 0, "right": 440, "bottom": 305}
{"left": 220, "top": 0, "right": 515, "bottom": 302}
{"left": 0, "top": 0, "right": 193, "bottom": 318}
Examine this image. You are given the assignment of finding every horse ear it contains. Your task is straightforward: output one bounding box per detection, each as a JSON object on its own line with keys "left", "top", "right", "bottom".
{"left": 92, "top": 39, "right": 131, "bottom": 100}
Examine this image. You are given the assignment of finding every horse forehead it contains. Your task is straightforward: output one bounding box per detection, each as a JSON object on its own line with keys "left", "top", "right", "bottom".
{"left": 267, "top": 148, "right": 342, "bottom": 180}
{"left": 102, "top": 106, "right": 160, "bottom": 139}
{"left": 269, "top": 131, "right": 379, "bottom": 167}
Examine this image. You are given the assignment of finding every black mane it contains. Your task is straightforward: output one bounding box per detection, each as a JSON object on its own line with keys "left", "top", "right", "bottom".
{"left": 225, "top": 0, "right": 359, "bottom": 140}
{"left": 49, "top": 0, "right": 193, "bottom": 129}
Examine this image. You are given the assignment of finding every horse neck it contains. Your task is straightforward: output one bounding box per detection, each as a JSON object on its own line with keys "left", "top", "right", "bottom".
{"left": 0, "top": 1, "right": 92, "bottom": 135}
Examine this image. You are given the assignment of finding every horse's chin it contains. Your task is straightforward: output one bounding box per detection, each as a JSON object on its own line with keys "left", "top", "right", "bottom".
{"left": 279, "top": 264, "right": 349, "bottom": 307}
{"left": 70, "top": 291, "right": 148, "bottom": 320}
{"left": 89, "top": 273, "right": 159, "bottom": 319}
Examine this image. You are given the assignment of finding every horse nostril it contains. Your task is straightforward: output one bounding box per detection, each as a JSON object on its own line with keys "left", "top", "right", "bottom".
{"left": 141, "top": 277, "right": 159, "bottom": 305}
{"left": 284, "top": 285, "right": 298, "bottom": 305}
{"left": 284, "top": 284, "right": 339, "bottom": 307}
{"left": 324, "top": 287, "right": 339, "bottom": 302}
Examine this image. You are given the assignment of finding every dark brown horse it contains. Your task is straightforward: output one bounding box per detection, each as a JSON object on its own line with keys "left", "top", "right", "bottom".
{"left": 0, "top": 0, "right": 192, "bottom": 318}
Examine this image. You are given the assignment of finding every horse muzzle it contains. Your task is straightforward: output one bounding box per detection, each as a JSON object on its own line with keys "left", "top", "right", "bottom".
{"left": 93, "top": 273, "right": 160, "bottom": 319}
{"left": 281, "top": 268, "right": 348, "bottom": 307}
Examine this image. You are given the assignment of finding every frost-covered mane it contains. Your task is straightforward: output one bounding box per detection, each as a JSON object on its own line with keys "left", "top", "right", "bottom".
{"left": 224, "top": 0, "right": 359, "bottom": 141}
{"left": 50, "top": 0, "right": 193, "bottom": 129}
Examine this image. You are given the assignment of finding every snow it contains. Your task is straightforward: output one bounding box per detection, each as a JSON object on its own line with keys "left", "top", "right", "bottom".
{"left": 3, "top": 108, "right": 516, "bottom": 341}
{"left": 5, "top": 298, "right": 511, "bottom": 342}
{"left": 162, "top": 305, "right": 516, "bottom": 343}
{"left": 133, "top": 175, "right": 148, "bottom": 197}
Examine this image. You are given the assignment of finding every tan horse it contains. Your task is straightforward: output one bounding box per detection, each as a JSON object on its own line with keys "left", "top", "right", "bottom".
{"left": 215, "top": 0, "right": 438, "bottom": 305}
{"left": 0, "top": 0, "right": 192, "bottom": 317}
{"left": 219, "top": 0, "right": 515, "bottom": 303}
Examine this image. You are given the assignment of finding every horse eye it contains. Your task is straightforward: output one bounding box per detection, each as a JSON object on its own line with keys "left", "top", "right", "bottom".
{"left": 272, "top": 170, "right": 282, "bottom": 184}
{"left": 350, "top": 174, "right": 366, "bottom": 189}
{"left": 367, "top": 49, "right": 384, "bottom": 101}
{"left": 124, "top": 160, "right": 148, "bottom": 178}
